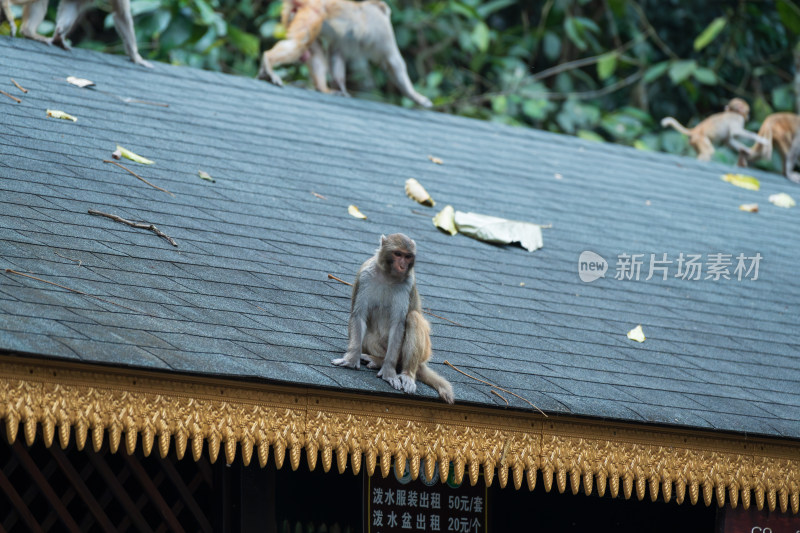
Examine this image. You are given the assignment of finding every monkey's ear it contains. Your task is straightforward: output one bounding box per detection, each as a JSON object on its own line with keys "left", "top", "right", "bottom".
{"left": 380, "top": 234, "right": 387, "bottom": 246}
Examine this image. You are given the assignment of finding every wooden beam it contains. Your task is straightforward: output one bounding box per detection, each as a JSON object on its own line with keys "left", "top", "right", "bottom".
{"left": 122, "top": 452, "right": 186, "bottom": 533}
{"left": 87, "top": 450, "right": 155, "bottom": 533}
{"left": 159, "top": 456, "right": 213, "bottom": 533}
{"left": 0, "top": 461, "right": 44, "bottom": 533}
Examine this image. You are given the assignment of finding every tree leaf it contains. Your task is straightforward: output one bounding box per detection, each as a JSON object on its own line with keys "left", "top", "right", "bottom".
{"left": 432, "top": 205, "right": 457, "bottom": 235}
{"left": 777, "top": 0, "right": 800, "bottom": 34}
{"left": 563, "top": 17, "right": 587, "bottom": 51}
{"left": 66, "top": 76, "right": 95, "bottom": 88}
{"left": 116, "top": 145, "right": 154, "bottom": 165}
{"left": 348, "top": 205, "right": 367, "bottom": 219}
{"left": 405, "top": 178, "right": 435, "bottom": 207}
{"left": 471, "top": 22, "right": 490, "bottom": 53}
{"left": 627, "top": 325, "right": 645, "bottom": 343}
{"left": 769, "top": 192, "right": 796, "bottom": 207}
{"left": 693, "top": 17, "right": 726, "bottom": 51}
{"left": 721, "top": 173, "right": 760, "bottom": 190}
{"left": 198, "top": 170, "right": 215, "bottom": 182}
{"left": 46, "top": 110, "right": 77, "bottom": 122}
{"left": 692, "top": 67, "right": 717, "bottom": 85}
{"left": 597, "top": 52, "right": 617, "bottom": 81}
{"left": 643, "top": 61, "right": 670, "bottom": 83}
{"left": 228, "top": 26, "right": 259, "bottom": 57}
{"left": 668, "top": 60, "right": 697, "bottom": 84}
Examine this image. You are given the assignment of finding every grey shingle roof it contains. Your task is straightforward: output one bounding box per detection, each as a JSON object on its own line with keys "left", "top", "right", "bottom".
{"left": 1, "top": 37, "right": 799, "bottom": 439}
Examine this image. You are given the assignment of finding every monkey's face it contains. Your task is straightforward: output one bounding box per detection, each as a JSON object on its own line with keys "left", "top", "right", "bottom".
{"left": 390, "top": 249, "right": 414, "bottom": 278}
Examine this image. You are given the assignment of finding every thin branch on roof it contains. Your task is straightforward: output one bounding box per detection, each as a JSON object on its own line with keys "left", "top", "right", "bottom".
{"left": 54, "top": 251, "right": 83, "bottom": 267}
{"left": 311, "top": 191, "right": 328, "bottom": 200}
{"left": 327, "top": 274, "right": 352, "bottom": 286}
{"left": 121, "top": 97, "right": 169, "bottom": 107}
{"left": 4, "top": 269, "right": 143, "bottom": 314}
{"left": 423, "top": 309, "right": 465, "bottom": 327}
{"left": 444, "top": 360, "right": 547, "bottom": 417}
{"left": 0, "top": 90, "right": 21, "bottom": 103}
{"left": 10, "top": 79, "right": 28, "bottom": 93}
{"left": 88, "top": 209, "right": 178, "bottom": 247}
{"left": 491, "top": 389, "right": 509, "bottom": 405}
{"left": 103, "top": 160, "right": 174, "bottom": 196}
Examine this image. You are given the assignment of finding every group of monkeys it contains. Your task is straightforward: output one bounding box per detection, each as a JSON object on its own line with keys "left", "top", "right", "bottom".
{"left": 1, "top": 0, "right": 432, "bottom": 106}
{"left": 6, "top": 1, "right": 798, "bottom": 406}
{"left": 662, "top": 97, "right": 800, "bottom": 183}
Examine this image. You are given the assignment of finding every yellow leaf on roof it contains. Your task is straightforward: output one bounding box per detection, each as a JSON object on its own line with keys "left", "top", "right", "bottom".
{"left": 627, "top": 324, "right": 645, "bottom": 343}
{"left": 348, "top": 205, "right": 367, "bottom": 219}
{"left": 721, "top": 173, "right": 760, "bottom": 191}
{"left": 116, "top": 145, "right": 154, "bottom": 165}
{"left": 46, "top": 109, "right": 77, "bottom": 122}
{"left": 739, "top": 203, "right": 758, "bottom": 212}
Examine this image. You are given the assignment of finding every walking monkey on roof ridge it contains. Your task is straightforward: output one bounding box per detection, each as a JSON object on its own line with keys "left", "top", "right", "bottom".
{"left": 257, "top": 0, "right": 432, "bottom": 107}
{"left": 737, "top": 113, "right": 800, "bottom": 184}
{"left": 4, "top": 0, "right": 152, "bottom": 67}
{"left": 332, "top": 234, "right": 454, "bottom": 403}
{"left": 661, "top": 98, "right": 767, "bottom": 161}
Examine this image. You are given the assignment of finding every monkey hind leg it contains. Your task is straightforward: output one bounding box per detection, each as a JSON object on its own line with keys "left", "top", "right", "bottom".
{"left": 397, "top": 310, "right": 441, "bottom": 397}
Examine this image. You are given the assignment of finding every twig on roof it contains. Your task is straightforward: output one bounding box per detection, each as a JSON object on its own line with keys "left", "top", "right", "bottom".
{"left": 88, "top": 209, "right": 178, "bottom": 247}
{"left": 1, "top": 90, "right": 21, "bottom": 103}
{"left": 10, "top": 79, "right": 28, "bottom": 93}
{"left": 491, "top": 389, "right": 509, "bottom": 405}
{"left": 327, "top": 274, "right": 352, "bottom": 286}
{"left": 444, "top": 360, "right": 547, "bottom": 417}
{"left": 103, "top": 159, "right": 174, "bottom": 196}
{"left": 121, "top": 98, "right": 169, "bottom": 107}
{"left": 4, "top": 269, "right": 143, "bottom": 314}
{"left": 54, "top": 251, "right": 83, "bottom": 267}
{"left": 311, "top": 191, "right": 328, "bottom": 200}
{"left": 423, "top": 308, "right": 465, "bottom": 327}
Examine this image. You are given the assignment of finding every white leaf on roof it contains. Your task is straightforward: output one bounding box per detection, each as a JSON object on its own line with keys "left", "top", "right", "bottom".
{"left": 432, "top": 205, "right": 457, "bottom": 235}
{"left": 348, "top": 205, "right": 367, "bottom": 219}
{"left": 46, "top": 109, "right": 77, "bottom": 122}
{"left": 116, "top": 145, "right": 154, "bottom": 165}
{"left": 405, "top": 178, "right": 435, "bottom": 207}
{"left": 768, "top": 192, "right": 796, "bottom": 208}
{"left": 453, "top": 211, "right": 543, "bottom": 252}
{"left": 739, "top": 203, "right": 758, "bottom": 212}
{"left": 66, "top": 76, "right": 95, "bottom": 88}
{"left": 627, "top": 325, "right": 646, "bottom": 343}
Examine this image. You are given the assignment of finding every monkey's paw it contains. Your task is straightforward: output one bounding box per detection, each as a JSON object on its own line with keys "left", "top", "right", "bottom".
{"left": 382, "top": 375, "right": 403, "bottom": 391}
{"left": 331, "top": 356, "right": 359, "bottom": 369}
{"left": 398, "top": 374, "right": 417, "bottom": 394}
{"left": 132, "top": 55, "right": 154, "bottom": 68}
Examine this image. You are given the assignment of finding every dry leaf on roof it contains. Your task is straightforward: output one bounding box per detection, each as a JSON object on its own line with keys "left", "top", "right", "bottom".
{"left": 739, "top": 203, "right": 759, "bottom": 212}
{"left": 311, "top": 191, "right": 327, "bottom": 200}
{"left": 46, "top": 109, "right": 77, "bottom": 122}
{"left": 721, "top": 173, "right": 760, "bottom": 191}
{"left": 627, "top": 324, "right": 645, "bottom": 343}
{"left": 432, "top": 205, "right": 457, "bottom": 235}
{"left": 116, "top": 145, "right": 154, "bottom": 165}
{"left": 768, "top": 192, "right": 796, "bottom": 208}
{"left": 428, "top": 155, "right": 443, "bottom": 165}
{"left": 66, "top": 76, "right": 95, "bottom": 88}
{"left": 198, "top": 170, "right": 216, "bottom": 182}
{"left": 348, "top": 205, "right": 367, "bottom": 219}
{"left": 405, "top": 178, "right": 435, "bottom": 207}
{"left": 453, "top": 211, "right": 543, "bottom": 252}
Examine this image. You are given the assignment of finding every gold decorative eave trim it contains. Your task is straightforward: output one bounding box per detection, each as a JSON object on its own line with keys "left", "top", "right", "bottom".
{"left": 1, "top": 355, "right": 798, "bottom": 514}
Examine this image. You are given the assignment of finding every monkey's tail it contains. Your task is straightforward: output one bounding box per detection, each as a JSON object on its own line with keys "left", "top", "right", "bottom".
{"left": 754, "top": 121, "right": 773, "bottom": 161}
{"left": 660, "top": 117, "right": 692, "bottom": 136}
{"left": 417, "top": 363, "right": 455, "bottom": 404}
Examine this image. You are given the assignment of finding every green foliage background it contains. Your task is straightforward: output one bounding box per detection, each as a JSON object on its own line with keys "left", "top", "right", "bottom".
{"left": 5, "top": 0, "right": 800, "bottom": 168}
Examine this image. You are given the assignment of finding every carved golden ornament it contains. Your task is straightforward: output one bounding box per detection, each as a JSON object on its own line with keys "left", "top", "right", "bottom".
{"left": 1, "top": 357, "right": 799, "bottom": 514}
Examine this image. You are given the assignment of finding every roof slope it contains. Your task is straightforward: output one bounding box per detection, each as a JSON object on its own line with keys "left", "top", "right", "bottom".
{"left": 1, "top": 38, "right": 798, "bottom": 440}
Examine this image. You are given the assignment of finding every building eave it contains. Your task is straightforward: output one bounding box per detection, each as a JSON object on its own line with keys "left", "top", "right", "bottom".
{"left": 1, "top": 354, "right": 798, "bottom": 514}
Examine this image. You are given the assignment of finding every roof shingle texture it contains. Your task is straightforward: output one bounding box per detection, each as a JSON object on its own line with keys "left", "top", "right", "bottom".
{"left": 1, "top": 37, "right": 799, "bottom": 439}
